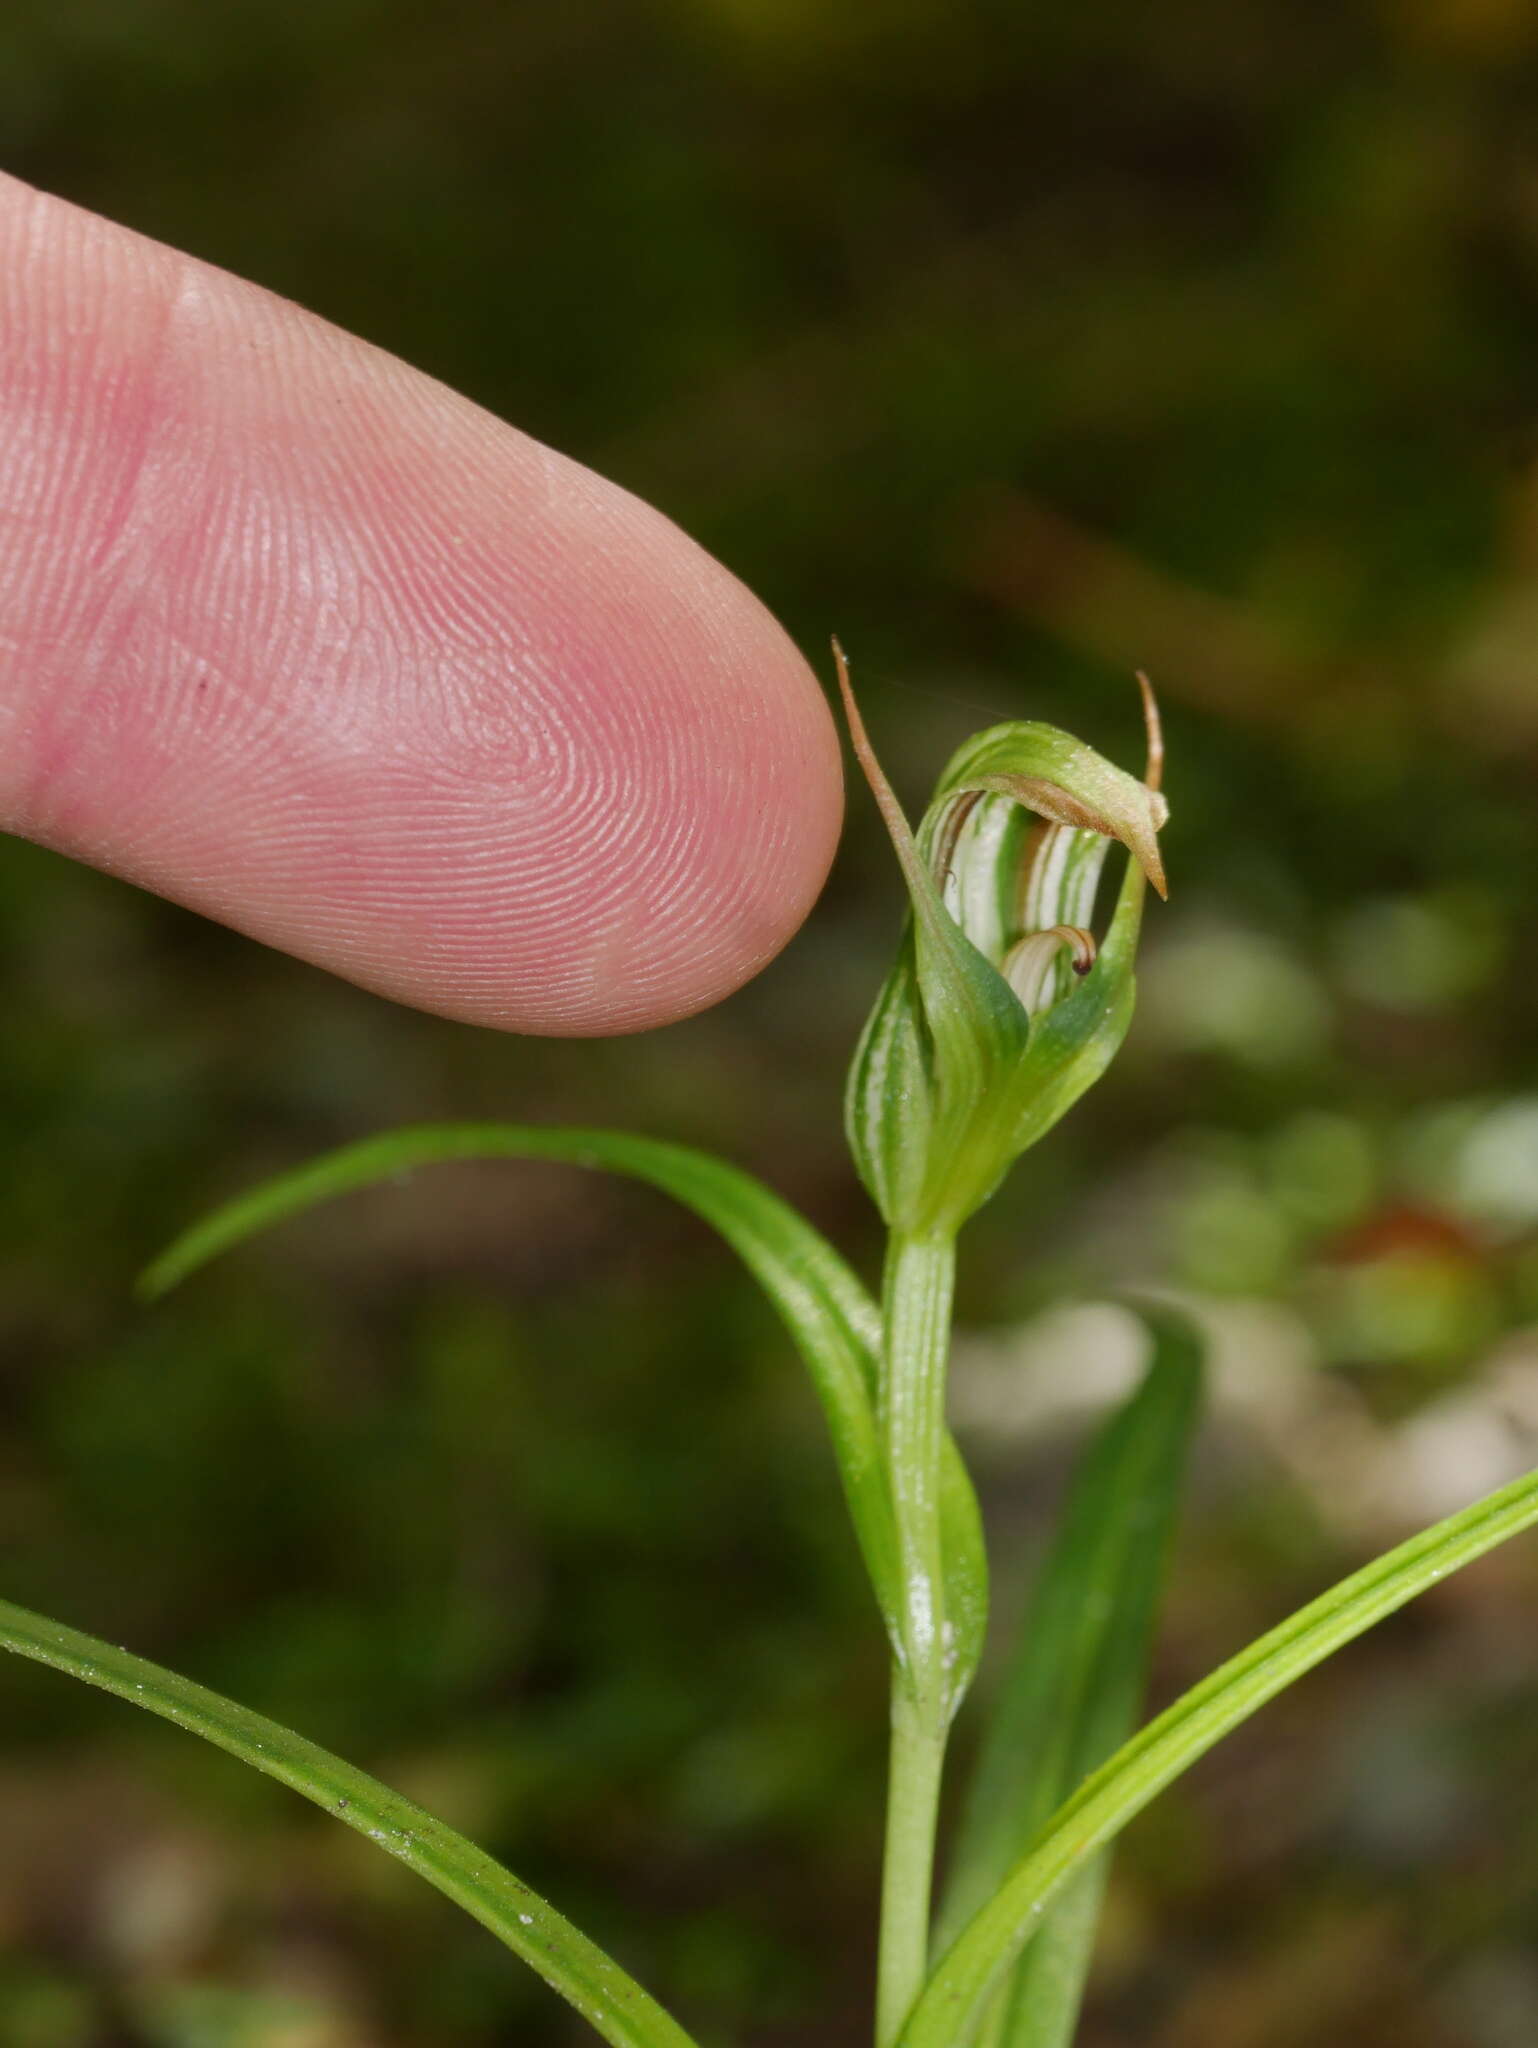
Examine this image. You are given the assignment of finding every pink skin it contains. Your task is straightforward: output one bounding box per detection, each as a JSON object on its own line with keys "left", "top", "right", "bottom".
{"left": 0, "top": 173, "right": 843, "bottom": 1034}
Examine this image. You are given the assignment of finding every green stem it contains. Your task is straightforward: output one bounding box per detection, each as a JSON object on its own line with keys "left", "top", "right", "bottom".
{"left": 879, "top": 1687, "right": 949, "bottom": 2048}
{"left": 875, "top": 1231, "right": 957, "bottom": 2048}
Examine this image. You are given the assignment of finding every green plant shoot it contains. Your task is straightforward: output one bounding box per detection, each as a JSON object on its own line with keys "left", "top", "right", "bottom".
{"left": 4, "top": 652, "right": 1536, "bottom": 2048}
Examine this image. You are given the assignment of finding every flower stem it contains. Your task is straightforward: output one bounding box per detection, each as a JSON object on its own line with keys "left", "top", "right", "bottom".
{"left": 879, "top": 1685, "right": 949, "bottom": 2048}
{"left": 875, "top": 1231, "right": 957, "bottom": 2048}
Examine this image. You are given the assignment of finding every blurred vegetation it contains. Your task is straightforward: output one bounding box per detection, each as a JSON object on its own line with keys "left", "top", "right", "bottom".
{"left": 6, "top": 0, "right": 1538, "bottom": 2042}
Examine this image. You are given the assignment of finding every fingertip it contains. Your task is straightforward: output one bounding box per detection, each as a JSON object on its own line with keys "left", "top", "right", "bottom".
{"left": 0, "top": 178, "right": 844, "bottom": 1034}
{"left": 425, "top": 521, "right": 848, "bottom": 1035}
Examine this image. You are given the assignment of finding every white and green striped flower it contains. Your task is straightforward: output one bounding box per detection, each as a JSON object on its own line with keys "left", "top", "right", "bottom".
{"left": 838, "top": 646, "right": 1168, "bottom": 1238}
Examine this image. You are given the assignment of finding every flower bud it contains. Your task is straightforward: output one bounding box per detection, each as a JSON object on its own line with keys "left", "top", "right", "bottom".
{"left": 839, "top": 645, "right": 1168, "bottom": 1238}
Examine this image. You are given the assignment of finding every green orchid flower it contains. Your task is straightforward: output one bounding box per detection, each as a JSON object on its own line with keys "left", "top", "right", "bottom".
{"left": 838, "top": 643, "right": 1168, "bottom": 1239}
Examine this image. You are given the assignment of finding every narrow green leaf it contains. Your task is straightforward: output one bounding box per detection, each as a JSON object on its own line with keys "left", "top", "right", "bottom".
{"left": 0, "top": 1597, "right": 698, "bottom": 2048}
{"left": 901, "top": 1462, "right": 1538, "bottom": 2048}
{"left": 981, "top": 1864, "right": 1105, "bottom": 2048}
{"left": 934, "top": 1310, "right": 1202, "bottom": 2048}
{"left": 141, "top": 1123, "right": 988, "bottom": 1697}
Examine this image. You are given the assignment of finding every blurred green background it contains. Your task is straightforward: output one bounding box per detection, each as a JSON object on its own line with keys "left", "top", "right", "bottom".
{"left": 6, "top": 0, "right": 1538, "bottom": 2042}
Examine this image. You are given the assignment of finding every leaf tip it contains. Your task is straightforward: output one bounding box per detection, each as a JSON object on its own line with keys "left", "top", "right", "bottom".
{"left": 134, "top": 1258, "right": 177, "bottom": 1304}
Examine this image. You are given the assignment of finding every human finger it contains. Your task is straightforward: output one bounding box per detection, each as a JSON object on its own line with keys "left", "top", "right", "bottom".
{"left": 0, "top": 173, "right": 843, "bottom": 1034}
